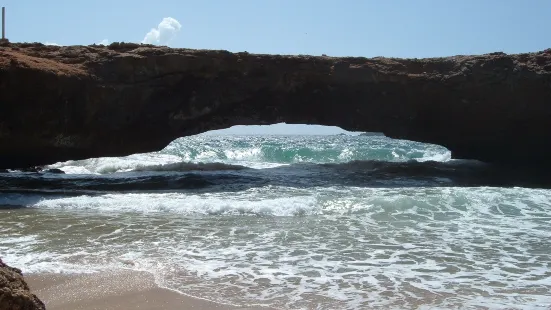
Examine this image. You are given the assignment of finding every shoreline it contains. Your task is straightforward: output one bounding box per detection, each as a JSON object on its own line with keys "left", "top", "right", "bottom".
{"left": 26, "top": 270, "right": 275, "bottom": 310}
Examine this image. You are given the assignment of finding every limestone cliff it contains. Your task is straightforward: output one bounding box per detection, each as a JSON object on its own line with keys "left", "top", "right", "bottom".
{"left": 0, "top": 259, "right": 45, "bottom": 310}
{"left": 0, "top": 42, "right": 550, "bottom": 168}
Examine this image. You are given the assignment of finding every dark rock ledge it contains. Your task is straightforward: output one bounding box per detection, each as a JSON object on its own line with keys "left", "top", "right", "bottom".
{"left": 1, "top": 42, "right": 550, "bottom": 168}
{"left": 0, "top": 258, "right": 45, "bottom": 310}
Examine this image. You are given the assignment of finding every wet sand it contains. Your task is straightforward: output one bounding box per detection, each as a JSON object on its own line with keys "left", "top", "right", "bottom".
{"left": 27, "top": 270, "right": 272, "bottom": 310}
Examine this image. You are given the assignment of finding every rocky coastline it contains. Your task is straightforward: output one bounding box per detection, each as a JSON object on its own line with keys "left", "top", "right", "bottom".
{"left": 0, "top": 42, "right": 550, "bottom": 168}
{"left": 0, "top": 258, "right": 45, "bottom": 310}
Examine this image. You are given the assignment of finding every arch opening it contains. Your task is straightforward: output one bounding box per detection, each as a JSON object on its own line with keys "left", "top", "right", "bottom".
{"left": 3, "top": 123, "right": 550, "bottom": 189}
{"left": 36, "top": 123, "right": 450, "bottom": 175}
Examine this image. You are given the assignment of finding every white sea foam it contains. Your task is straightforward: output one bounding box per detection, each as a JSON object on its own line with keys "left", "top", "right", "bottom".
{"left": 132, "top": 161, "right": 248, "bottom": 172}
{"left": 223, "top": 147, "right": 263, "bottom": 161}
{"left": 47, "top": 153, "right": 182, "bottom": 174}
{"left": 2, "top": 186, "right": 551, "bottom": 309}
{"left": 22, "top": 189, "right": 318, "bottom": 216}
{"left": 417, "top": 149, "right": 452, "bottom": 162}
{"left": 46, "top": 135, "right": 451, "bottom": 174}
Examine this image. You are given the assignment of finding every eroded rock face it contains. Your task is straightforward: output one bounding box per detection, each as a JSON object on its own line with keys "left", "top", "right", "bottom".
{"left": 0, "top": 42, "right": 550, "bottom": 168}
{"left": 0, "top": 259, "right": 45, "bottom": 310}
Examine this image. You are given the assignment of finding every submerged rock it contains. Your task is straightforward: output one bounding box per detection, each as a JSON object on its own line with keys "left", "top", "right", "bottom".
{"left": 359, "top": 132, "right": 385, "bottom": 137}
{"left": 43, "top": 168, "right": 65, "bottom": 174}
{"left": 19, "top": 166, "right": 42, "bottom": 173}
{"left": 0, "top": 258, "right": 45, "bottom": 310}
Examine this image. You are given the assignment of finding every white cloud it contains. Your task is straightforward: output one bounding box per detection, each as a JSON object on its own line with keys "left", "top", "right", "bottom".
{"left": 98, "top": 39, "right": 109, "bottom": 45}
{"left": 141, "top": 17, "right": 181, "bottom": 45}
{"left": 44, "top": 42, "right": 60, "bottom": 46}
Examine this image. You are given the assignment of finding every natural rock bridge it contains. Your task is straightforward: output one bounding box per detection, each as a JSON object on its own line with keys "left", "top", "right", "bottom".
{"left": 0, "top": 42, "right": 550, "bottom": 169}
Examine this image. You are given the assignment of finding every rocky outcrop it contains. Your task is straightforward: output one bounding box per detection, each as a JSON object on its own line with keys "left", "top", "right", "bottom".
{"left": 0, "top": 42, "right": 550, "bottom": 168}
{"left": 0, "top": 258, "right": 45, "bottom": 310}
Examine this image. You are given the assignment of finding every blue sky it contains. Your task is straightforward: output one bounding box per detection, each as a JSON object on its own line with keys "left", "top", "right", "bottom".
{"left": 1, "top": 0, "right": 549, "bottom": 134}
{"left": 206, "top": 124, "right": 354, "bottom": 135}
{"left": 3, "top": 0, "right": 549, "bottom": 57}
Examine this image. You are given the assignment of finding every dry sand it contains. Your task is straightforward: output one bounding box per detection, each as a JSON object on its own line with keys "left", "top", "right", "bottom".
{"left": 27, "top": 270, "right": 274, "bottom": 310}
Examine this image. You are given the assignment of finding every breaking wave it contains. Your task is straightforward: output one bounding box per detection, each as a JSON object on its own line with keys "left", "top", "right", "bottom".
{"left": 47, "top": 134, "right": 451, "bottom": 174}
{"left": 132, "top": 162, "right": 248, "bottom": 172}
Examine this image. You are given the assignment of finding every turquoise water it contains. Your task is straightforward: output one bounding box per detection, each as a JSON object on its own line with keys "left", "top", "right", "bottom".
{"left": 1, "top": 134, "right": 551, "bottom": 309}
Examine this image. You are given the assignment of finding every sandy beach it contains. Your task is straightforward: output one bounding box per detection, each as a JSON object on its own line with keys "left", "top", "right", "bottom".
{"left": 27, "top": 270, "right": 273, "bottom": 310}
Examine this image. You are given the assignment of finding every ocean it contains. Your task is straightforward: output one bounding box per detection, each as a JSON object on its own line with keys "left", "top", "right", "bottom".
{"left": 1, "top": 134, "right": 551, "bottom": 309}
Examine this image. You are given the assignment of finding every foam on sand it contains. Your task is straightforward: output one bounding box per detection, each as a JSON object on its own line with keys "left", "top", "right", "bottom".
{"left": 27, "top": 270, "right": 273, "bottom": 310}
